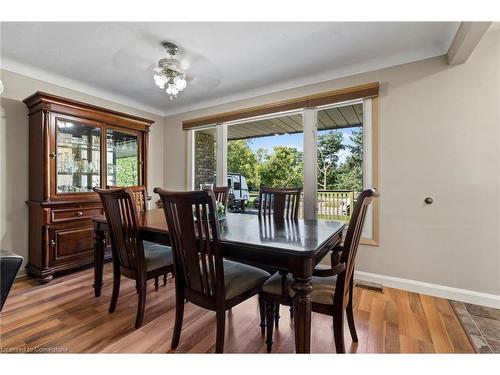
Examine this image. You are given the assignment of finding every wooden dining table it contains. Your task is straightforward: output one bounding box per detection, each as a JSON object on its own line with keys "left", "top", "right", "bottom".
{"left": 91, "top": 209, "right": 345, "bottom": 353}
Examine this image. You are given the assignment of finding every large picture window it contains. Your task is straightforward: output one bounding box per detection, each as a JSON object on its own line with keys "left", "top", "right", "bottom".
{"left": 187, "top": 88, "right": 379, "bottom": 245}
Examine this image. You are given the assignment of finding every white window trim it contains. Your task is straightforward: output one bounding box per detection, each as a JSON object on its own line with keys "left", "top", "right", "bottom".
{"left": 303, "top": 108, "right": 317, "bottom": 220}
{"left": 186, "top": 129, "right": 194, "bottom": 189}
{"left": 362, "top": 98, "right": 374, "bottom": 240}
{"left": 216, "top": 123, "right": 227, "bottom": 187}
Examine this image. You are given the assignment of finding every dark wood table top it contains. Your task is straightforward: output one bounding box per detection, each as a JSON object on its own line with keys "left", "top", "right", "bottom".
{"left": 220, "top": 213, "right": 344, "bottom": 256}
{"left": 92, "top": 209, "right": 345, "bottom": 256}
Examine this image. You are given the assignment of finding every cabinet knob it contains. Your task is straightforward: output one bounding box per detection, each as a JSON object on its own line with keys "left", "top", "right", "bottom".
{"left": 49, "top": 152, "right": 56, "bottom": 159}
{"left": 49, "top": 240, "right": 56, "bottom": 247}
{"left": 77, "top": 211, "right": 83, "bottom": 217}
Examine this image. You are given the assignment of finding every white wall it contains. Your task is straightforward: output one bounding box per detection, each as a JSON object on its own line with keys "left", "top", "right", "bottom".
{"left": 0, "top": 69, "right": 165, "bottom": 273}
{"left": 163, "top": 27, "right": 500, "bottom": 298}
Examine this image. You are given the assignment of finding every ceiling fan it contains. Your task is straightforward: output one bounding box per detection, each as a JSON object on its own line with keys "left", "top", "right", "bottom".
{"left": 112, "top": 40, "right": 221, "bottom": 101}
{"left": 153, "top": 42, "right": 188, "bottom": 100}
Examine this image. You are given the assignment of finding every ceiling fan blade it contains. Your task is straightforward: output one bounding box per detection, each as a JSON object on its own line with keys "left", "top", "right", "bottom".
{"left": 178, "top": 51, "right": 204, "bottom": 70}
{"left": 181, "top": 54, "right": 220, "bottom": 90}
{"left": 112, "top": 49, "right": 155, "bottom": 71}
{"left": 188, "top": 74, "right": 221, "bottom": 90}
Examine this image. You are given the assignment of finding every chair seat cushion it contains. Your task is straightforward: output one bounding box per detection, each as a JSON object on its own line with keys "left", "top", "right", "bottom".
{"left": 143, "top": 241, "right": 173, "bottom": 272}
{"left": 314, "top": 263, "right": 330, "bottom": 272}
{"left": 262, "top": 272, "right": 338, "bottom": 305}
{"left": 223, "top": 260, "right": 270, "bottom": 300}
{"left": 1, "top": 250, "right": 24, "bottom": 311}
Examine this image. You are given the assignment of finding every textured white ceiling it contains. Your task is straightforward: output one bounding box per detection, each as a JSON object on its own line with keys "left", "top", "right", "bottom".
{"left": 0, "top": 22, "right": 459, "bottom": 115}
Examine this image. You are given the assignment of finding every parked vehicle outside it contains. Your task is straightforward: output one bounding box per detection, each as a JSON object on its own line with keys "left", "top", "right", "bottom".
{"left": 227, "top": 173, "right": 249, "bottom": 204}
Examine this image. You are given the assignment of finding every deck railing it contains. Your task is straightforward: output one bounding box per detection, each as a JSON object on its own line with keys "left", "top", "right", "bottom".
{"left": 297, "top": 190, "right": 355, "bottom": 221}
{"left": 249, "top": 190, "right": 355, "bottom": 221}
{"left": 316, "top": 190, "right": 355, "bottom": 221}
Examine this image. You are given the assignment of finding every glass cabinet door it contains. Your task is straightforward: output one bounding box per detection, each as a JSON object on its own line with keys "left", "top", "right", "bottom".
{"left": 106, "top": 129, "right": 139, "bottom": 187}
{"left": 56, "top": 118, "right": 101, "bottom": 193}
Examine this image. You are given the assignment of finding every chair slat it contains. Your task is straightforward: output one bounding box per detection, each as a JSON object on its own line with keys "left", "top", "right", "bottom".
{"left": 107, "top": 185, "right": 148, "bottom": 212}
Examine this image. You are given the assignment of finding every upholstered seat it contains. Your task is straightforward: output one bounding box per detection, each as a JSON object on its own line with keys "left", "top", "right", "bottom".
{"left": 223, "top": 260, "right": 270, "bottom": 300}
{"left": 1, "top": 250, "right": 24, "bottom": 311}
{"left": 262, "top": 272, "right": 337, "bottom": 305}
{"left": 314, "top": 263, "right": 331, "bottom": 273}
{"left": 143, "top": 241, "right": 173, "bottom": 272}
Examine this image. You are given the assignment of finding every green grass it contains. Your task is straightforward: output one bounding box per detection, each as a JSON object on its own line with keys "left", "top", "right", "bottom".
{"left": 247, "top": 191, "right": 259, "bottom": 206}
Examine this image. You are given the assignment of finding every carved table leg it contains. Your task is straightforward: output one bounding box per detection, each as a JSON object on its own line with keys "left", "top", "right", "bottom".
{"left": 292, "top": 275, "right": 313, "bottom": 353}
{"left": 93, "top": 226, "right": 105, "bottom": 297}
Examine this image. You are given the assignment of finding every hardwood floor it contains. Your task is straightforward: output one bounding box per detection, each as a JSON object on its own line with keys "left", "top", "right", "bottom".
{"left": 0, "top": 264, "right": 473, "bottom": 353}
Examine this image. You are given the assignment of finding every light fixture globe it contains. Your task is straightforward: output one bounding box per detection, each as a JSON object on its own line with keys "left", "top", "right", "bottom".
{"left": 174, "top": 75, "right": 187, "bottom": 90}
{"left": 153, "top": 70, "right": 167, "bottom": 89}
{"left": 165, "top": 85, "right": 177, "bottom": 96}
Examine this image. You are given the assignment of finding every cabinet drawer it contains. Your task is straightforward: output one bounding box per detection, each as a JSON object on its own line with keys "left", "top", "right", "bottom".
{"left": 51, "top": 207, "right": 103, "bottom": 223}
{"left": 50, "top": 226, "right": 94, "bottom": 264}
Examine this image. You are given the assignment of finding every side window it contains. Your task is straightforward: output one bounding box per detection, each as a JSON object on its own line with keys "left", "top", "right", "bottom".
{"left": 233, "top": 181, "right": 241, "bottom": 190}
{"left": 227, "top": 178, "right": 232, "bottom": 187}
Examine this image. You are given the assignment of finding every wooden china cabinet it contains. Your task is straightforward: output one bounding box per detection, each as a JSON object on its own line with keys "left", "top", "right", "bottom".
{"left": 24, "top": 92, "right": 153, "bottom": 283}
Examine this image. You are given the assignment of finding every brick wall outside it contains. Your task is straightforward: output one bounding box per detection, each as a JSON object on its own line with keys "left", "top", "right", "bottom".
{"left": 194, "top": 132, "right": 216, "bottom": 188}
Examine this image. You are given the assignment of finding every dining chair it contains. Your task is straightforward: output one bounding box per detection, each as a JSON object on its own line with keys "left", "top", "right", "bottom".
{"left": 95, "top": 188, "right": 175, "bottom": 328}
{"left": 258, "top": 186, "right": 302, "bottom": 322}
{"left": 154, "top": 188, "right": 271, "bottom": 353}
{"left": 106, "top": 185, "right": 167, "bottom": 289}
{"left": 106, "top": 185, "right": 148, "bottom": 212}
{"left": 261, "top": 188, "right": 377, "bottom": 353}
{"left": 258, "top": 186, "right": 302, "bottom": 219}
{"left": 212, "top": 186, "right": 230, "bottom": 211}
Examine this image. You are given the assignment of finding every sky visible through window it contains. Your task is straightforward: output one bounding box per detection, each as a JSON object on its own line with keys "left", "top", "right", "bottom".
{"left": 246, "top": 127, "right": 360, "bottom": 163}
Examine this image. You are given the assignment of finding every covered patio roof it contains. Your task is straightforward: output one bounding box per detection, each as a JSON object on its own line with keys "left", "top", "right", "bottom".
{"left": 227, "top": 103, "right": 363, "bottom": 140}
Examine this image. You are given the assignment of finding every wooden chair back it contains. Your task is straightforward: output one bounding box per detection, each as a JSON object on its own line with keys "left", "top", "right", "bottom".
{"left": 107, "top": 185, "right": 148, "bottom": 212}
{"left": 95, "top": 188, "right": 145, "bottom": 274}
{"left": 212, "top": 186, "right": 230, "bottom": 210}
{"left": 154, "top": 188, "right": 224, "bottom": 302}
{"left": 334, "top": 188, "right": 376, "bottom": 308}
{"left": 258, "top": 187, "right": 302, "bottom": 219}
